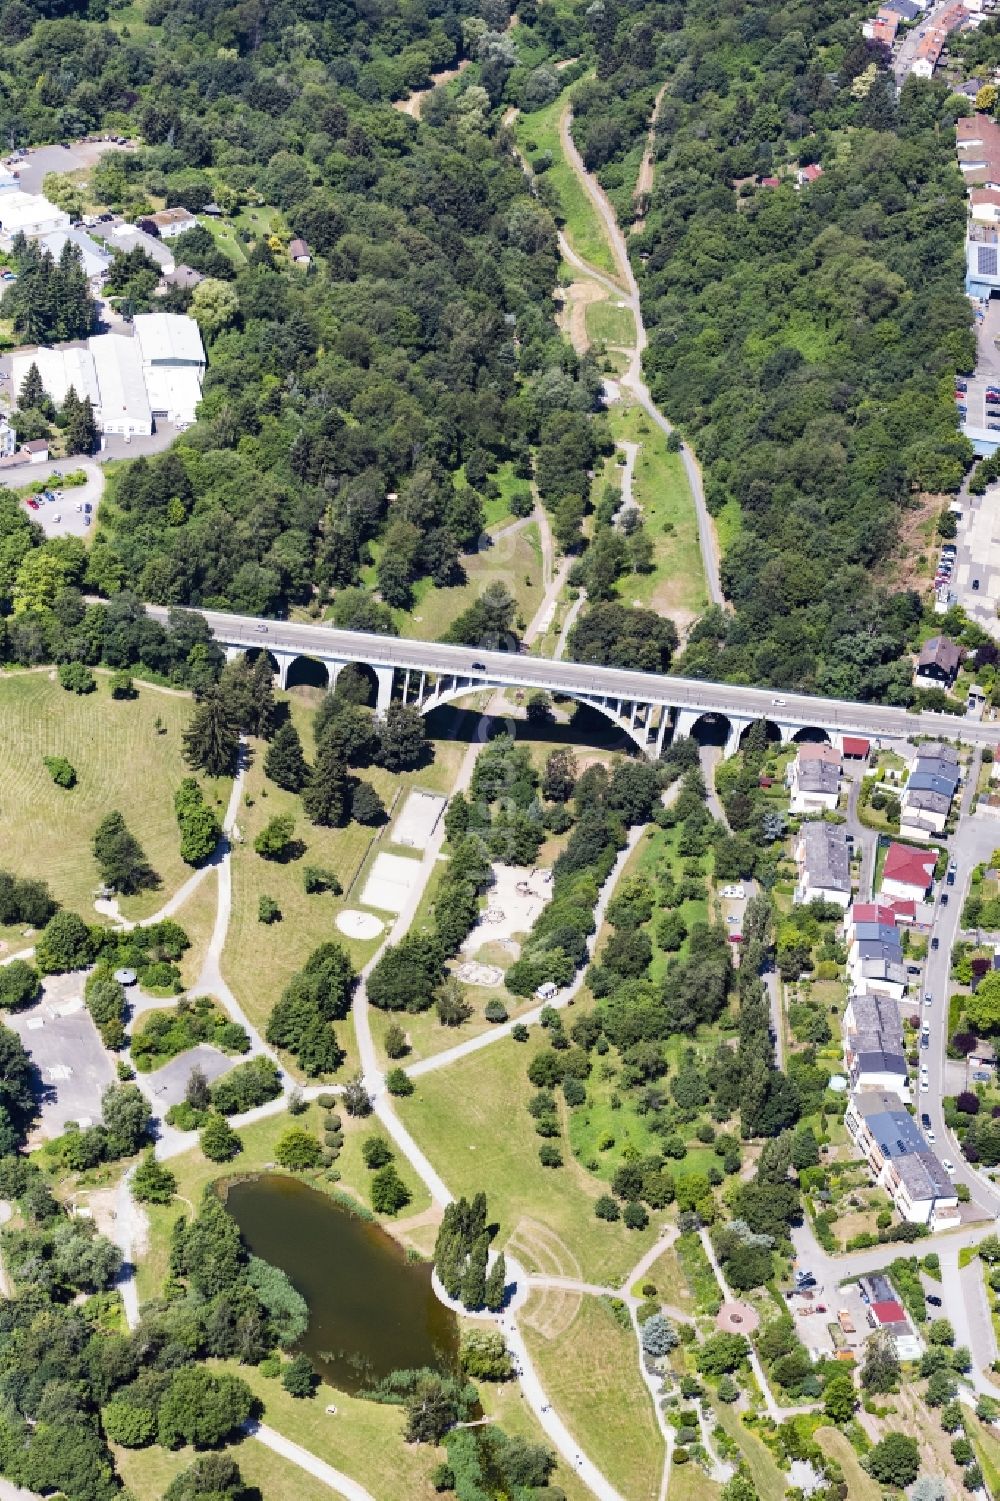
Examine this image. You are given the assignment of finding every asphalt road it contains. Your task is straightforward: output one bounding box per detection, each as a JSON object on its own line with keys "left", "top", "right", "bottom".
{"left": 145, "top": 602, "right": 1000, "bottom": 749}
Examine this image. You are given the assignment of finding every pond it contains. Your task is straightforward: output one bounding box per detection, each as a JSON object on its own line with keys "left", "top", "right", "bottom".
{"left": 224, "top": 1175, "right": 459, "bottom": 1393}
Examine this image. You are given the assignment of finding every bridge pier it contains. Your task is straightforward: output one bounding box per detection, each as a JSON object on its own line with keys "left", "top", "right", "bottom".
{"left": 374, "top": 664, "right": 395, "bottom": 717}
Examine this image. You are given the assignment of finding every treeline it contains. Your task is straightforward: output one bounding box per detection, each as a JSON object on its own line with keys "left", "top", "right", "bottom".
{"left": 554, "top": 0, "right": 975, "bottom": 700}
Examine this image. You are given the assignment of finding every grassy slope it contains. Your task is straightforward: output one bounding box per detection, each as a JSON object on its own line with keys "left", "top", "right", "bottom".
{"left": 397, "top": 1035, "right": 660, "bottom": 1284}
{"left": 520, "top": 1293, "right": 663, "bottom": 1501}
{"left": 585, "top": 298, "right": 635, "bottom": 346}
{"left": 713, "top": 1404, "right": 787, "bottom": 1501}
{"left": 114, "top": 1435, "right": 342, "bottom": 1501}
{"left": 134, "top": 1102, "right": 433, "bottom": 1306}
{"left": 221, "top": 691, "right": 463, "bottom": 1063}
{"left": 815, "top": 1427, "right": 882, "bottom": 1500}
{"left": 514, "top": 93, "right": 620, "bottom": 283}
{"left": 0, "top": 670, "right": 230, "bottom": 921}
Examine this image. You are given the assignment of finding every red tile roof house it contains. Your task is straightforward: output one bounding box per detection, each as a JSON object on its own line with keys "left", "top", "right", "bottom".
{"left": 880, "top": 843, "right": 937, "bottom": 903}
{"left": 957, "top": 114, "right": 1000, "bottom": 189}
{"left": 842, "top": 736, "right": 870, "bottom": 760}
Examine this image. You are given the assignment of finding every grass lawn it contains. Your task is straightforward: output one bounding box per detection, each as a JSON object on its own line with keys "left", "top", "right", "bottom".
{"left": 968, "top": 1411, "right": 1000, "bottom": 1497}
{"left": 586, "top": 298, "right": 635, "bottom": 347}
{"left": 114, "top": 1434, "right": 341, "bottom": 1501}
{"left": 479, "top": 1377, "right": 595, "bottom": 1501}
{"left": 394, "top": 523, "right": 544, "bottom": 642}
{"left": 134, "top": 1102, "right": 432, "bottom": 1307}
{"left": 670, "top": 1462, "right": 722, "bottom": 1501}
{"left": 815, "top": 1426, "right": 881, "bottom": 1500}
{"left": 712, "top": 1404, "right": 786, "bottom": 1501}
{"left": 521, "top": 1293, "right": 663, "bottom": 1501}
{"left": 221, "top": 692, "right": 463, "bottom": 1066}
{"left": 604, "top": 400, "right": 708, "bottom": 626}
{"left": 172, "top": 869, "right": 220, "bottom": 990}
{"left": 0, "top": 670, "right": 230, "bottom": 922}
{"left": 629, "top": 1243, "right": 694, "bottom": 1313}
{"left": 225, "top": 1361, "right": 442, "bottom": 1501}
{"left": 196, "top": 214, "right": 248, "bottom": 267}
{"left": 396, "top": 1036, "right": 661, "bottom": 1284}
{"left": 481, "top": 459, "right": 532, "bottom": 528}
{"left": 515, "top": 93, "right": 621, "bottom": 284}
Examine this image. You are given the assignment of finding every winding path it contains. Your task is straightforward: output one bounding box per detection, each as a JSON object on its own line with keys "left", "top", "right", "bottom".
{"left": 251, "top": 1423, "right": 376, "bottom": 1501}
{"left": 555, "top": 103, "right": 724, "bottom": 608}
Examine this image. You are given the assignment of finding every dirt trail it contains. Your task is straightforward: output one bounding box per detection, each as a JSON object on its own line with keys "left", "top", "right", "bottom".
{"left": 631, "top": 83, "right": 667, "bottom": 234}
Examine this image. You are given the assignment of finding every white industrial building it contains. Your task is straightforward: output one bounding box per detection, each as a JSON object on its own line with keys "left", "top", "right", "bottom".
{"left": 10, "top": 314, "right": 205, "bottom": 440}
{"left": 0, "top": 192, "right": 71, "bottom": 247}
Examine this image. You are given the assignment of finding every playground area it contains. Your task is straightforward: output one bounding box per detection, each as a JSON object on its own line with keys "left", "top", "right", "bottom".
{"left": 390, "top": 789, "right": 446, "bottom": 851}
{"left": 454, "top": 960, "right": 504, "bottom": 987}
{"left": 462, "top": 864, "right": 553, "bottom": 954}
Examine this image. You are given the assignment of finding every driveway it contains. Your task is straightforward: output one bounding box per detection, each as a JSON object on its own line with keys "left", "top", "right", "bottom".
{"left": 137, "top": 1044, "right": 239, "bottom": 1112}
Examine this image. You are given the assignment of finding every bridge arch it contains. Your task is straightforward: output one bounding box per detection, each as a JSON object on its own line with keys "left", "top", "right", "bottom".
{"left": 240, "top": 646, "right": 280, "bottom": 676}
{"left": 415, "top": 676, "right": 668, "bottom": 758}
{"left": 284, "top": 655, "right": 331, "bottom": 691}
{"left": 790, "top": 725, "right": 830, "bottom": 745}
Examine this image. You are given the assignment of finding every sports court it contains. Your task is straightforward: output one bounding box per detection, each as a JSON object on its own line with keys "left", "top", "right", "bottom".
{"left": 391, "top": 789, "right": 446, "bottom": 851}
{"left": 360, "top": 851, "right": 423, "bottom": 914}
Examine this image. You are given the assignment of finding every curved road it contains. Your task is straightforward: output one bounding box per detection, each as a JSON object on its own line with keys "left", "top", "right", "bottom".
{"left": 556, "top": 104, "right": 724, "bottom": 607}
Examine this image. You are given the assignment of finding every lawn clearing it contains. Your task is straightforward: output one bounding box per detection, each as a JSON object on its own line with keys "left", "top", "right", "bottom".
{"left": 221, "top": 692, "right": 463, "bottom": 1066}
{"left": 0, "top": 670, "right": 230, "bottom": 921}
{"left": 521, "top": 1292, "right": 663, "bottom": 1501}
{"left": 114, "top": 1435, "right": 340, "bottom": 1501}
{"left": 585, "top": 298, "right": 635, "bottom": 347}
{"left": 397, "top": 1035, "right": 661, "bottom": 1284}
{"left": 172, "top": 869, "right": 219, "bottom": 989}
{"left": 134, "top": 1101, "right": 433, "bottom": 1307}
{"left": 604, "top": 400, "right": 708, "bottom": 628}
{"left": 222, "top": 1360, "right": 442, "bottom": 1501}
{"left": 515, "top": 93, "right": 621, "bottom": 284}
{"left": 396, "top": 523, "right": 544, "bottom": 642}
{"left": 630, "top": 1242, "right": 695, "bottom": 1314}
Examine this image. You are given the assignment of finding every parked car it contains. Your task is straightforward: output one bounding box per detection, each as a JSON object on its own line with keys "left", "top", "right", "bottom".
{"left": 974, "top": 1070, "right": 992, "bottom": 1083}
{"left": 927, "top": 1294, "right": 942, "bottom": 1307}
{"left": 922, "top": 1112, "right": 931, "bottom": 1128}
{"left": 924, "top": 992, "right": 933, "bottom": 1005}
{"left": 942, "top": 1159, "right": 956, "bottom": 1175}
{"left": 940, "top": 893, "right": 949, "bottom": 906}
{"left": 931, "top": 936, "right": 939, "bottom": 950}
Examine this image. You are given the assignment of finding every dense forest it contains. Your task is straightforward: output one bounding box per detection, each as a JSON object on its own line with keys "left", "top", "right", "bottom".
{"left": 562, "top": 0, "right": 975, "bottom": 699}
{"left": 0, "top": 0, "right": 979, "bottom": 694}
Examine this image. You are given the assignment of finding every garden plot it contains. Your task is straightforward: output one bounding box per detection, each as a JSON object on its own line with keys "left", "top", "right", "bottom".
{"left": 462, "top": 864, "right": 553, "bottom": 954}
{"left": 360, "top": 852, "right": 423, "bottom": 914}
{"left": 390, "top": 790, "right": 446, "bottom": 851}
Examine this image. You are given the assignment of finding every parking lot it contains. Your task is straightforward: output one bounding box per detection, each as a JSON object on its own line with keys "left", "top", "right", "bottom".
{"left": 7, "top": 973, "right": 116, "bottom": 1140}
{"left": 15, "top": 463, "right": 103, "bottom": 539}
{"left": 138, "top": 1044, "right": 238, "bottom": 1111}
{"left": 5, "top": 138, "right": 129, "bottom": 196}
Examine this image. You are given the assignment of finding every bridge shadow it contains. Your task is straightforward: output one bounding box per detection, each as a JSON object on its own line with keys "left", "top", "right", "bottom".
{"left": 426, "top": 702, "right": 634, "bottom": 754}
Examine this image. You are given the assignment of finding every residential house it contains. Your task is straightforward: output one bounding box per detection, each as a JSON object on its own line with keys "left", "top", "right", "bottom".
{"left": 843, "top": 993, "right": 908, "bottom": 1098}
{"left": 796, "top": 163, "right": 825, "bottom": 186}
{"left": 156, "top": 264, "right": 204, "bottom": 295}
{"left": 970, "top": 188, "right": 1000, "bottom": 225}
{"left": 140, "top": 207, "right": 198, "bottom": 239}
{"left": 794, "top": 821, "right": 852, "bottom": 908}
{"left": 288, "top": 237, "right": 312, "bottom": 265}
{"left": 915, "top": 635, "right": 962, "bottom": 688}
{"left": 0, "top": 419, "right": 16, "bottom": 459}
{"left": 787, "top": 743, "right": 841, "bottom": 814}
{"left": 863, "top": 8, "right": 899, "bottom": 41}
{"left": 22, "top": 438, "right": 49, "bottom": 463}
{"left": 844, "top": 1089, "right": 959, "bottom": 1228}
{"left": 882, "top": 0, "right": 922, "bottom": 17}
{"left": 957, "top": 114, "right": 1000, "bottom": 187}
{"left": 881, "top": 842, "right": 937, "bottom": 903}
{"left": 911, "top": 3, "right": 968, "bottom": 77}
{"left": 846, "top": 910, "right": 907, "bottom": 1002}
{"left": 899, "top": 742, "right": 960, "bottom": 840}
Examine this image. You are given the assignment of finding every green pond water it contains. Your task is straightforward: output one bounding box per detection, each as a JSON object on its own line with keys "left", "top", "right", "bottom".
{"left": 224, "top": 1174, "right": 459, "bottom": 1393}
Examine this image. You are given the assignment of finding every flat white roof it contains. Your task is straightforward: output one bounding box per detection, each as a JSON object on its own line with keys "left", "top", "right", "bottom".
{"left": 11, "top": 345, "right": 100, "bottom": 409}
{"left": 133, "top": 312, "right": 205, "bottom": 368}
{"left": 0, "top": 192, "right": 70, "bottom": 235}
{"left": 143, "top": 364, "right": 203, "bottom": 426}
{"left": 89, "top": 333, "right": 151, "bottom": 429}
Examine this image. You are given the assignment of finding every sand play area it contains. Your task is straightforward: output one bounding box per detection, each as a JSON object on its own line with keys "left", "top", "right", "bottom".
{"left": 462, "top": 864, "right": 553, "bottom": 954}
{"left": 336, "top": 910, "right": 385, "bottom": 940}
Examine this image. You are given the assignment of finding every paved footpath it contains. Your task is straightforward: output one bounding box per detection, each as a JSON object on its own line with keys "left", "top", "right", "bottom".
{"left": 252, "top": 1423, "right": 375, "bottom": 1501}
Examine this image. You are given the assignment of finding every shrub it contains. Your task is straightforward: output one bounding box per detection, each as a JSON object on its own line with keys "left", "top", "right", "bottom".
{"left": 304, "top": 866, "right": 342, "bottom": 895}
{"left": 362, "top": 1136, "right": 393, "bottom": 1169}
{"left": 484, "top": 999, "right": 508, "bottom": 1023}
{"left": 58, "top": 661, "right": 95, "bottom": 694}
{"left": 624, "top": 1200, "right": 649, "bottom": 1230}
{"left": 43, "top": 755, "right": 76, "bottom": 788}
{"left": 595, "top": 1194, "right": 620, "bottom": 1221}
{"left": 281, "top": 1353, "right": 317, "bottom": 1398}
{"left": 539, "top": 1143, "right": 563, "bottom": 1167}
{"left": 258, "top": 894, "right": 281, "bottom": 924}
{"left": 371, "top": 1163, "right": 411, "bottom": 1214}
{"left": 0, "top": 960, "right": 40, "bottom": 1011}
